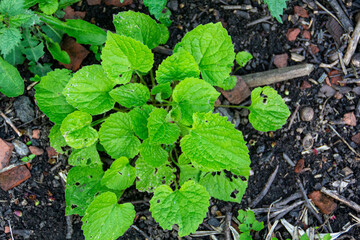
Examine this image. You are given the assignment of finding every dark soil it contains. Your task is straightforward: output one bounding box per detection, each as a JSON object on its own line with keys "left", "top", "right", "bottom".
{"left": 1, "top": 0, "right": 360, "bottom": 239}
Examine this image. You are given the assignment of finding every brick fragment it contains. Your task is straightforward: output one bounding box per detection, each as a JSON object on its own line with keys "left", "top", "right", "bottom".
{"left": 351, "top": 133, "right": 360, "bottom": 145}
{"left": 0, "top": 139, "right": 14, "bottom": 170}
{"left": 300, "top": 80, "right": 311, "bottom": 90}
{"left": 46, "top": 147, "right": 58, "bottom": 158}
{"left": 0, "top": 165, "right": 31, "bottom": 191}
{"left": 303, "top": 30, "right": 311, "bottom": 40}
{"left": 308, "top": 191, "right": 337, "bottom": 215}
{"left": 220, "top": 76, "right": 251, "bottom": 104}
{"left": 294, "top": 6, "right": 309, "bottom": 18}
{"left": 86, "top": 0, "right": 101, "bottom": 5}
{"left": 29, "top": 146, "right": 44, "bottom": 156}
{"left": 286, "top": 28, "right": 300, "bottom": 41}
{"left": 273, "top": 53, "right": 288, "bottom": 68}
{"left": 343, "top": 112, "right": 356, "bottom": 126}
{"left": 32, "top": 129, "right": 41, "bottom": 139}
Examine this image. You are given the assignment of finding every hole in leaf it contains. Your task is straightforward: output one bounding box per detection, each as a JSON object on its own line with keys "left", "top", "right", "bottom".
{"left": 75, "top": 182, "right": 80, "bottom": 186}
{"left": 162, "top": 176, "right": 166, "bottom": 179}
{"left": 94, "top": 192, "right": 100, "bottom": 197}
{"left": 87, "top": 159, "right": 91, "bottom": 165}
{"left": 71, "top": 204, "right": 77, "bottom": 209}
{"left": 230, "top": 189, "right": 239, "bottom": 199}
{"left": 157, "top": 199, "right": 160, "bottom": 203}
{"left": 161, "top": 180, "right": 166, "bottom": 184}
{"left": 239, "top": 176, "right": 247, "bottom": 181}
{"left": 118, "top": 171, "right": 122, "bottom": 175}
{"left": 119, "top": 74, "right": 122, "bottom": 78}
{"left": 154, "top": 168, "right": 158, "bottom": 174}
{"left": 89, "top": 175, "right": 93, "bottom": 179}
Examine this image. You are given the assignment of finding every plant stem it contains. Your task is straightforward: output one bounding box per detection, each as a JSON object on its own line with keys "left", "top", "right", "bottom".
{"left": 113, "top": 107, "right": 128, "bottom": 112}
{"left": 152, "top": 103, "right": 172, "bottom": 107}
{"left": 214, "top": 104, "right": 249, "bottom": 109}
{"left": 91, "top": 116, "right": 109, "bottom": 127}
{"left": 138, "top": 74, "right": 147, "bottom": 85}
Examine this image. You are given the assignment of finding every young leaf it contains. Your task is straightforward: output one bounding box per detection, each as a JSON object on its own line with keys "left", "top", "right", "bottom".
{"left": 236, "top": 51, "right": 253, "bottom": 67}
{"left": 64, "top": 65, "right": 116, "bottom": 115}
{"left": 0, "top": 28, "right": 21, "bottom": 56}
{"left": 172, "top": 77, "right": 220, "bottom": 125}
{"left": 82, "top": 192, "right": 135, "bottom": 240}
{"left": 38, "top": 0, "right": 58, "bottom": 15}
{"left": 113, "top": 11, "right": 169, "bottom": 49}
{"left": 21, "top": 29, "right": 44, "bottom": 62}
{"left": 99, "top": 112, "right": 141, "bottom": 159}
{"left": 174, "top": 22, "right": 235, "bottom": 86}
{"left": 0, "top": 56, "right": 24, "bottom": 97}
{"left": 49, "top": 124, "right": 67, "bottom": 154}
{"left": 264, "top": 0, "right": 287, "bottom": 23}
{"left": 101, "top": 157, "right": 136, "bottom": 191}
{"left": 147, "top": 108, "right": 180, "bottom": 145}
{"left": 156, "top": 49, "right": 200, "bottom": 84}
{"left": 180, "top": 112, "right": 250, "bottom": 172}
{"left": 143, "top": 0, "right": 166, "bottom": 20}
{"left": 151, "top": 83, "right": 172, "bottom": 102}
{"left": 101, "top": 32, "right": 154, "bottom": 84}
{"left": 68, "top": 144, "right": 102, "bottom": 166}
{"left": 218, "top": 76, "right": 237, "bottom": 91}
{"left": 136, "top": 156, "right": 175, "bottom": 192}
{"left": 65, "top": 165, "right": 108, "bottom": 216}
{"left": 199, "top": 171, "right": 248, "bottom": 203}
{"left": 128, "top": 105, "right": 154, "bottom": 140}
{"left": 109, "top": 83, "right": 150, "bottom": 108}
{"left": 34, "top": 69, "right": 75, "bottom": 124}
{"left": 248, "top": 86, "right": 290, "bottom": 132}
{"left": 149, "top": 180, "right": 210, "bottom": 237}
{"left": 8, "top": 13, "right": 36, "bottom": 28}
{"left": 60, "top": 111, "right": 99, "bottom": 149}
{"left": 139, "top": 139, "right": 168, "bottom": 167}
{"left": 3, "top": 45, "right": 25, "bottom": 66}
{"left": 43, "top": 34, "right": 70, "bottom": 64}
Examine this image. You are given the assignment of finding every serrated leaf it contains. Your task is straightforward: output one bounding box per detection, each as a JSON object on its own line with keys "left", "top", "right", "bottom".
{"left": 60, "top": 111, "right": 99, "bottom": 149}
{"left": 110, "top": 83, "right": 150, "bottom": 108}
{"left": 49, "top": 124, "right": 67, "bottom": 154}
{"left": 101, "top": 32, "right": 153, "bottom": 84}
{"left": 65, "top": 165, "right": 108, "bottom": 216}
{"left": 68, "top": 144, "right": 102, "bottom": 166}
{"left": 38, "top": 0, "right": 58, "bottom": 15}
{"left": 64, "top": 65, "right": 116, "bottom": 115}
{"left": 28, "top": 62, "right": 52, "bottom": 77}
{"left": 218, "top": 75, "right": 237, "bottom": 91}
{"left": 34, "top": 69, "right": 75, "bottom": 124}
{"left": 236, "top": 51, "right": 253, "bottom": 67}
{"left": 0, "top": 56, "right": 24, "bottom": 97}
{"left": 150, "top": 180, "right": 210, "bottom": 237}
{"left": 136, "top": 156, "right": 175, "bottom": 192}
{"left": 179, "top": 165, "right": 201, "bottom": 186}
{"left": 0, "top": 28, "right": 21, "bottom": 56}
{"left": 128, "top": 105, "right": 154, "bottom": 140}
{"left": 3, "top": 45, "right": 25, "bottom": 66}
{"left": 248, "top": 86, "right": 290, "bottom": 132}
{"left": 148, "top": 108, "right": 180, "bottom": 145}
{"left": 264, "top": 0, "right": 287, "bottom": 23}
{"left": 43, "top": 34, "right": 70, "bottom": 64}
{"left": 21, "top": 29, "right": 44, "bottom": 62}
{"left": 139, "top": 139, "right": 168, "bottom": 167}
{"left": 199, "top": 171, "right": 247, "bottom": 203}
{"left": 174, "top": 23, "right": 235, "bottom": 86}
{"left": 8, "top": 13, "right": 34, "bottom": 28}
{"left": 101, "top": 157, "right": 136, "bottom": 191}
{"left": 156, "top": 49, "right": 200, "bottom": 84}
{"left": 180, "top": 112, "right": 250, "bottom": 172}
{"left": 151, "top": 83, "right": 172, "bottom": 102}
{"left": 172, "top": 77, "right": 220, "bottom": 125}
{"left": 82, "top": 192, "right": 135, "bottom": 240}
{"left": 0, "top": 0, "right": 26, "bottom": 16}
{"left": 113, "top": 11, "right": 169, "bottom": 49}
{"left": 143, "top": 0, "right": 166, "bottom": 19}
{"left": 99, "top": 112, "right": 141, "bottom": 159}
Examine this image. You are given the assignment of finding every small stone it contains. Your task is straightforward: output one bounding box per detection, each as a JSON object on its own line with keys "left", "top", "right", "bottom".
{"left": 46, "top": 147, "right": 58, "bottom": 158}
{"left": 220, "top": 76, "right": 251, "bottom": 104}
{"left": 273, "top": 53, "right": 288, "bottom": 68}
{"left": 341, "top": 167, "right": 353, "bottom": 176}
{"left": 167, "top": 0, "right": 178, "bottom": 11}
{"left": 13, "top": 96, "right": 35, "bottom": 123}
{"left": 29, "top": 146, "right": 44, "bottom": 156}
{"left": 308, "top": 191, "right": 337, "bottom": 215}
{"left": 309, "top": 44, "right": 320, "bottom": 54}
{"left": 208, "top": 218, "right": 220, "bottom": 227}
{"left": 0, "top": 139, "right": 14, "bottom": 170}
{"left": 291, "top": 53, "right": 305, "bottom": 62}
{"left": 104, "top": 0, "right": 133, "bottom": 7}
{"left": 286, "top": 28, "right": 300, "bottom": 41}
{"left": 86, "top": 0, "right": 101, "bottom": 5}
{"left": 32, "top": 129, "right": 41, "bottom": 139}
{"left": 352, "top": 87, "right": 360, "bottom": 95}
{"left": 318, "top": 85, "right": 336, "bottom": 98}
{"left": 12, "top": 140, "right": 30, "bottom": 156}
{"left": 343, "top": 112, "right": 356, "bottom": 126}
{"left": 351, "top": 133, "right": 360, "bottom": 145}
{"left": 210, "top": 205, "right": 218, "bottom": 216}
{"left": 300, "top": 80, "right": 312, "bottom": 90}
{"left": 303, "top": 30, "right": 311, "bottom": 39}
{"left": 351, "top": 53, "right": 360, "bottom": 68}
{"left": 262, "top": 23, "right": 270, "bottom": 33}
{"left": 300, "top": 107, "right": 314, "bottom": 121}
{"left": 302, "top": 134, "right": 313, "bottom": 150}
{"left": 294, "top": 6, "right": 309, "bottom": 18}
{"left": 256, "top": 145, "right": 265, "bottom": 154}
{"left": 0, "top": 165, "right": 31, "bottom": 191}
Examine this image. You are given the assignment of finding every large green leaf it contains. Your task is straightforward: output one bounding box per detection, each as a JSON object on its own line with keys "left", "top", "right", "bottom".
{"left": 101, "top": 157, "right": 136, "bottom": 191}
{"left": 4, "top": 45, "right": 25, "bottom": 66}
{"left": 179, "top": 165, "right": 201, "bottom": 186}
{"left": 139, "top": 139, "right": 168, "bottom": 167}
{"left": 180, "top": 112, "right": 250, "bottom": 172}
{"left": 0, "top": 0, "right": 26, "bottom": 17}
{"left": 38, "top": 0, "right": 58, "bottom": 15}
{"left": 172, "top": 77, "right": 219, "bottom": 125}
{"left": 82, "top": 192, "right": 135, "bottom": 240}
{"left": 64, "top": 65, "right": 116, "bottom": 115}
{"left": 60, "top": 111, "right": 98, "bottom": 149}
{"left": 101, "top": 32, "right": 153, "bottom": 84}
{"left": 147, "top": 108, "right": 180, "bottom": 145}
{"left": 248, "top": 86, "right": 290, "bottom": 132}
{"left": 0, "top": 56, "right": 24, "bottom": 97}
{"left": 68, "top": 144, "right": 102, "bottom": 167}
{"left": 34, "top": 69, "right": 75, "bottom": 124}
{"left": 128, "top": 105, "right": 154, "bottom": 140}
{"left": 149, "top": 180, "right": 210, "bottom": 237}
{"left": 99, "top": 112, "right": 140, "bottom": 159}
{"left": 173, "top": 23, "right": 235, "bottom": 86}
{"left": 49, "top": 124, "right": 67, "bottom": 154}
{"left": 0, "top": 27, "right": 21, "bottom": 56}
{"left": 156, "top": 49, "right": 200, "bottom": 84}
{"left": 264, "top": 0, "right": 287, "bottom": 23}
{"left": 109, "top": 83, "right": 150, "bottom": 108}
{"left": 113, "top": 11, "right": 169, "bottom": 49}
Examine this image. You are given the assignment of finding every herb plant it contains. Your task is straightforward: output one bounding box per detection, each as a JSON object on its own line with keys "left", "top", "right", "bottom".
{"left": 34, "top": 10, "right": 290, "bottom": 240}
{"left": 237, "top": 210, "right": 264, "bottom": 240}
{"left": 264, "top": 0, "right": 288, "bottom": 23}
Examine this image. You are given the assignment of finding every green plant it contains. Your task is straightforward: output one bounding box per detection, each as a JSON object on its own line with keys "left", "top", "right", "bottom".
{"left": 264, "top": 0, "right": 288, "bottom": 23}
{"left": 237, "top": 210, "right": 264, "bottom": 240}
{"left": 34, "top": 10, "right": 290, "bottom": 240}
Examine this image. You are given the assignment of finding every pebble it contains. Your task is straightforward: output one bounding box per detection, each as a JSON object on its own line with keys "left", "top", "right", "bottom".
{"left": 167, "top": 0, "right": 178, "bottom": 11}
{"left": 273, "top": 53, "right": 288, "bottom": 68}
{"left": 300, "top": 107, "right": 314, "bottom": 121}
{"left": 302, "top": 134, "right": 313, "bottom": 150}
{"left": 318, "top": 85, "right": 336, "bottom": 98}
{"left": 294, "top": 6, "right": 309, "bottom": 18}
{"left": 351, "top": 53, "right": 360, "bottom": 67}
{"left": 262, "top": 23, "right": 270, "bottom": 33}
{"left": 13, "top": 96, "right": 35, "bottom": 123}
{"left": 29, "top": 146, "right": 44, "bottom": 156}
{"left": 256, "top": 145, "right": 265, "bottom": 154}
{"left": 12, "top": 140, "right": 30, "bottom": 156}
{"left": 208, "top": 218, "right": 220, "bottom": 227}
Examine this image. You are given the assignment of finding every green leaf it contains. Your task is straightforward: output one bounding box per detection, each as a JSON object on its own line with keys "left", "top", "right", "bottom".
{"left": 172, "top": 77, "right": 220, "bottom": 125}
{"left": 151, "top": 83, "right": 172, "bottom": 102}
{"left": 43, "top": 34, "right": 70, "bottom": 64}
{"left": 60, "top": 111, "right": 99, "bottom": 149}
{"left": 218, "top": 76, "right": 237, "bottom": 91}
{"left": 58, "top": 0, "right": 80, "bottom": 9}
{"left": 136, "top": 156, "right": 175, "bottom": 192}
{"left": 3, "top": 45, "right": 25, "bottom": 66}
{"left": 128, "top": 105, "right": 154, "bottom": 140}
{"left": 38, "top": 0, "right": 58, "bottom": 15}
{"left": 174, "top": 22, "right": 235, "bottom": 86}
{"left": 139, "top": 139, "right": 168, "bottom": 167}
{"left": 264, "top": 0, "right": 287, "bottom": 23}
{"left": 99, "top": 112, "right": 141, "bottom": 159}
{"left": 28, "top": 62, "right": 52, "bottom": 77}
{"left": 101, "top": 32, "right": 154, "bottom": 84}
{"left": 113, "top": 11, "right": 169, "bottom": 49}
{"left": 236, "top": 51, "right": 253, "bottom": 67}
{"left": 21, "top": 29, "right": 44, "bottom": 62}
{"left": 0, "top": 0, "right": 25, "bottom": 16}
{"left": 34, "top": 69, "right": 75, "bottom": 124}
{"left": 64, "top": 65, "right": 116, "bottom": 115}
{"left": 8, "top": 13, "right": 35, "bottom": 28}
{"left": 82, "top": 192, "right": 135, "bottom": 240}
{"left": 101, "top": 157, "right": 136, "bottom": 191}
{"left": 0, "top": 28, "right": 21, "bottom": 56}
{"left": 49, "top": 124, "right": 67, "bottom": 154}
{"left": 143, "top": 0, "right": 166, "bottom": 19}
{"left": 252, "top": 221, "right": 264, "bottom": 231}
{"left": 248, "top": 86, "right": 290, "bottom": 132}
{"left": 149, "top": 180, "right": 210, "bottom": 237}
{"left": 109, "top": 83, "right": 150, "bottom": 108}
{"left": 179, "top": 165, "right": 201, "bottom": 186}
{"left": 0, "top": 56, "right": 24, "bottom": 97}
{"left": 38, "top": 13, "right": 107, "bottom": 45}
{"left": 68, "top": 144, "right": 102, "bottom": 166}
{"left": 147, "top": 108, "right": 180, "bottom": 145}
{"left": 158, "top": 7, "right": 172, "bottom": 27}
{"left": 156, "top": 49, "right": 200, "bottom": 84}
{"left": 180, "top": 112, "right": 250, "bottom": 172}
{"left": 65, "top": 165, "right": 108, "bottom": 216}
{"left": 199, "top": 171, "right": 247, "bottom": 203}
{"left": 41, "top": 24, "right": 64, "bottom": 43}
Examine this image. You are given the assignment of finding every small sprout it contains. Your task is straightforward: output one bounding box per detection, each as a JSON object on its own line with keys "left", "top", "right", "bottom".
{"left": 300, "top": 107, "right": 314, "bottom": 121}
{"left": 284, "top": 89, "right": 289, "bottom": 95}
{"left": 26, "top": 141, "right": 32, "bottom": 145}
{"left": 34, "top": 200, "right": 40, "bottom": 206}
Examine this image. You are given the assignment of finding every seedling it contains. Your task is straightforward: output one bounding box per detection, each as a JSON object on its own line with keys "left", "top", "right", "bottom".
{"left": 237, "top": 210, "right": 264, "bottom": 240}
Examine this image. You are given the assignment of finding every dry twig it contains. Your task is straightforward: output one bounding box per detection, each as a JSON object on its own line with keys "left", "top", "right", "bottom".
{"left": 321, "top": 187, "right": 360, "bottom": 212}
{"left": 224, "top": 212, "right": 232, "bottom": 240}
{"left": 327, "top": 124, "right": 360, "bottom": 157}
{"left": 0, "top": 110, "right": 22, "bottom": 136}
{"left": 131, "top": 225, "right": 153, "bottom": 240}
{"left": 344, "top": 13, "right": 360, "bottom": 65}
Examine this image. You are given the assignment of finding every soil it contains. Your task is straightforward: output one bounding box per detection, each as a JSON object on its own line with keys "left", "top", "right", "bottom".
{"left": 1, "top": 0, "right": 360, "bottom": 239}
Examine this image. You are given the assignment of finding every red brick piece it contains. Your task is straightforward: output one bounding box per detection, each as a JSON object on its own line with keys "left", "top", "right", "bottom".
{"left": 303, "top": 30, "right": 311, "bottom": 40}
{"left": 0, "top": 139, "right": 14, "bottom": 170}
{"left": 32, "top": 129, "right": 41, "bottom": 139}
{"left": 220, "top": 76, "right": 251, "bottom": 104}
{"left": 104, "top": 0, "right": 133, "bottom": 7}
{"left": 294, "top": 6, "right": 309, "bottom": 18}
{"left": 0, "top": 165, "right": 31, "bottom": 191}
{"left": 46, "top": 147, "right": 58, "bottom": 158}
{"left": 286, "top": 28, "right": 300, "bottom": 41}
{"left": 308, "top": 191, "right": 337, "bottom": 215}
{"left": 309, "top": 44, "right": 319, "bottom": 54}
{"left": 86, "top": 0, "right": 101, "bottom": 5}
{"left": 273, "top": 53, "right": 288, "bottom": 68}
{"left": 328, "top": 70, "right": 342, "bottom": 85}
{"left": 351, "top": 133, "right": 360, "bottom": 145}
{"left": 343, "top": 112, "right": 356, "bottom": 126}
{"left": 294, "top": 159, "right": 305, "bottom": 173}
{"left": 300, "top": 80, "right": 312, "bottom": 90}
{"left": 29, "top": 146, "right": 44, "bottom": 156}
